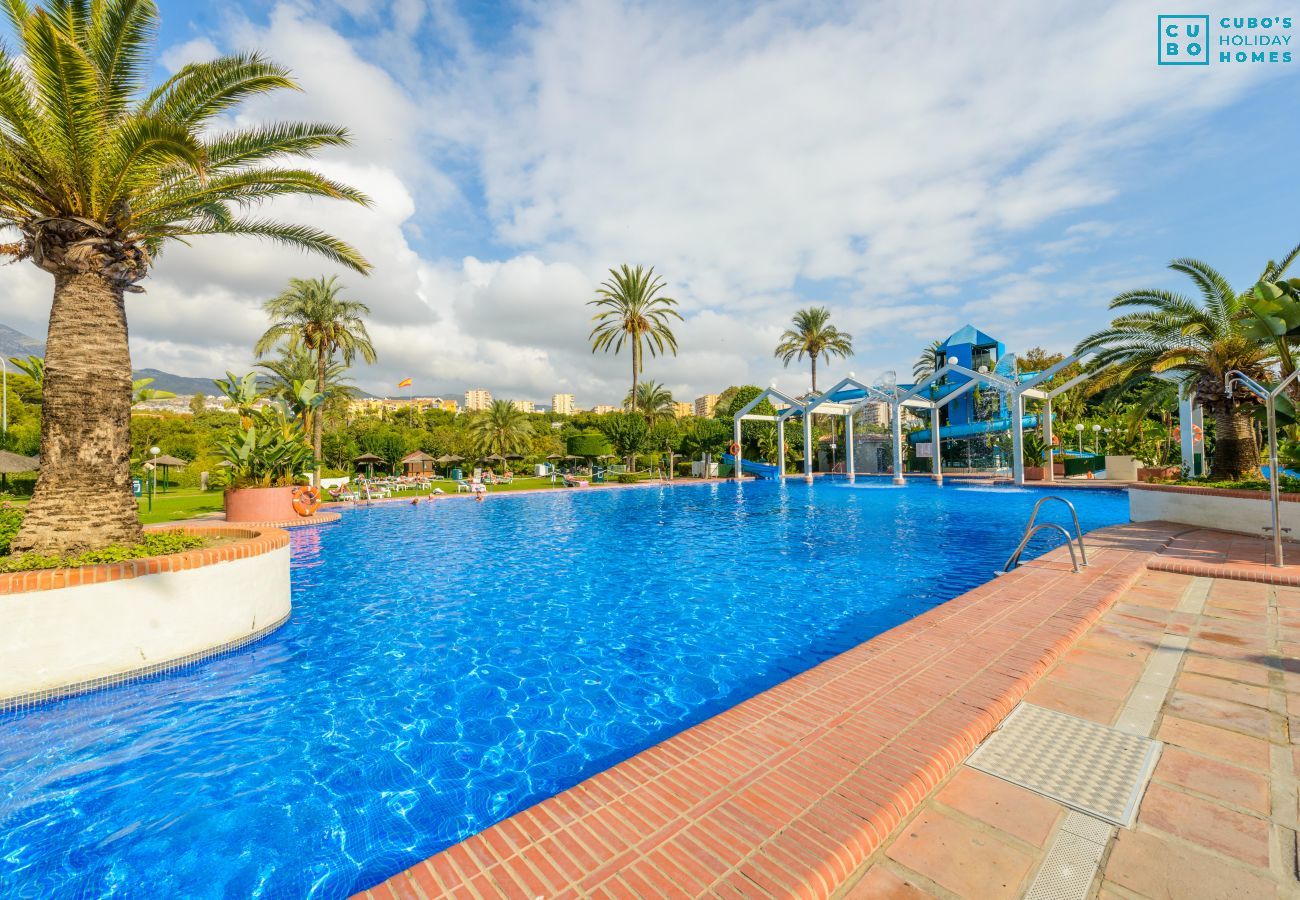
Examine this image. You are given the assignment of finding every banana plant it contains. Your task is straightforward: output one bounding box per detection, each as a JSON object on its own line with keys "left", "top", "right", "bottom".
{"left": 214, "top": 372, "right": 322, "bottom": 487}
{"left": 1243, "top": 278, "right": 1300, "bottom": 379}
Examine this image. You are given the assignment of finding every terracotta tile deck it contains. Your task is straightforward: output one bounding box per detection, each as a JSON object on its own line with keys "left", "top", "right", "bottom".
{"left": 359, "top": 522, "right": 1180, "bottom": 899}
{"left": 843, "top": 545, "right": 1300, "bottom": 899}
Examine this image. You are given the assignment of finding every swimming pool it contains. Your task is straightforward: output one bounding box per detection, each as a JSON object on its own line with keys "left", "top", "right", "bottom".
{"left": 0, "top": 479, "right": 1129, "bottom": 897}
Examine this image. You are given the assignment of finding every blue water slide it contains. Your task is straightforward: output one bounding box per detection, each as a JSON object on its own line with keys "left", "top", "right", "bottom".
{"left": 907, "top": 414, "right": 1041, "bottom": 444}
{"left": 721, "top": 453, "right": 781, "bottom": 480}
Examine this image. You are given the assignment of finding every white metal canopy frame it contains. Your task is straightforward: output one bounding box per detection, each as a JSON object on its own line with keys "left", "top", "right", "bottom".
{"left": 736, "top": 350, "right": 1126, "bottom": 486}
{"left": 1225, "top": 368, "right": 1300, "bottom": 568}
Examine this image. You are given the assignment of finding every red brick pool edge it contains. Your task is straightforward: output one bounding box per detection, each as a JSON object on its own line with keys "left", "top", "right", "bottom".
{"left": 356, "top": 521, "right": 1188, "bottom": 899}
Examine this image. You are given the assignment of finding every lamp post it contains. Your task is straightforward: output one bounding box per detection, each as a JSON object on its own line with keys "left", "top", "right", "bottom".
{"left": 1103, "top": 427, "right": 1112, "bottom": 455}
{"left": 1075, "top": 423, "right": 1084, "bottom": 453}
{"left": 1, "top": 355, "right": 6, "bottom": 441}
{"left": 148, "top": 446, "right": 160, "bottom": 512}
{"left": 1092, "top": 423, "right": 1101, "bottom": 455}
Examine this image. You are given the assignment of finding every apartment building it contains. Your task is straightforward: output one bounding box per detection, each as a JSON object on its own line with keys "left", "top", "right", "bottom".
{"left": 551, "top": 393, "right": 575, "bottom": 415}
{"left": 694, "top": 394, "right": 719, "bottom": 418}
{"left": 464, "top": 389, "right": 492, "bottom": 411}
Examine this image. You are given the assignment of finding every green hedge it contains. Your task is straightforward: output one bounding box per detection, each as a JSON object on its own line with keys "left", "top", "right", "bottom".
{"left": 567, "top": 431, "right": 612, "bottom": 457}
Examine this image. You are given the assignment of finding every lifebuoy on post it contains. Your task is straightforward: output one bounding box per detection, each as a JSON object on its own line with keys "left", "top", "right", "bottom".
{"left": 728, "top": 441, "right": 740, "bottom": 455}
{"left": 292, "top": 486, "right": 321, "bottom": 517}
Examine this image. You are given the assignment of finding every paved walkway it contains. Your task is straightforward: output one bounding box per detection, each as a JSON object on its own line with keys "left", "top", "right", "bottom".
{"left": 839, "top": 568, "right": 1299, "bottom": 899}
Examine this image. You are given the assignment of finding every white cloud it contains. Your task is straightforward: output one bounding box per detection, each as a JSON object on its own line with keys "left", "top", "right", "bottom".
{"left": 0, "top": 0, "right": 1284, "bottom": 408}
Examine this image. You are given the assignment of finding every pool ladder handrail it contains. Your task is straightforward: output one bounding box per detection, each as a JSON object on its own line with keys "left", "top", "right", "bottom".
{"left": 1003, "top": 496, "right": 1089, "bottom": 574}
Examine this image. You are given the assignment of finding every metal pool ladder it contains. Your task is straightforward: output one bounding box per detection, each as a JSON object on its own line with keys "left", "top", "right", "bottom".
{"left": 1003, "top": 496, "right": 1088, "bottom": 574}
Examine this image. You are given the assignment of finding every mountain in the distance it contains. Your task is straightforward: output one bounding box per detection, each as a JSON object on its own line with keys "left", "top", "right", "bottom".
{"left": 0, "top": 323, "right": 45, "bottom": 361}
{"left": 131, "top": 368, "right": 224, "bottom": 396}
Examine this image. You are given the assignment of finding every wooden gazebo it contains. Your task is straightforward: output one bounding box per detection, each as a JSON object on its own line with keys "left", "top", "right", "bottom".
{"left": 400, "top": 450, "right": 435, "bottom": 475}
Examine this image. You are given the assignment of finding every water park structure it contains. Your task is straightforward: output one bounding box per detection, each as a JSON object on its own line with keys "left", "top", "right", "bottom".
{"left": 731, "top": 324, "right": 1209, "bottom": 484}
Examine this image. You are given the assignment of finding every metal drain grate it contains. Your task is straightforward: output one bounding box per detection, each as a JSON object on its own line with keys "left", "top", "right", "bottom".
{"left": 967, "top": 703, "right": 1161, "bottom": 826}
{"left": 1023, "top": 811, "right": 1114, "bottom": 900}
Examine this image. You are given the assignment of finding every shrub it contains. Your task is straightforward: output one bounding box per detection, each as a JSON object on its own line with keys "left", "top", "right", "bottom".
{"left": 616, "top": 473, "right": 640, "bottom": 484}
{"left": 0, "top": 530, "right": 207, "bottom": 573}
{"left": 567, "top": 431, "right": 612, "bottom": 458}
{"left": 0, "top": 507, "right": 23, "bottom": 555}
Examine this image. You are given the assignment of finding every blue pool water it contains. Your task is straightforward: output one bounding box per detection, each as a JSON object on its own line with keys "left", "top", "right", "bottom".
{"left": 0, "top": 479, "right": 1129, "bottom": 897}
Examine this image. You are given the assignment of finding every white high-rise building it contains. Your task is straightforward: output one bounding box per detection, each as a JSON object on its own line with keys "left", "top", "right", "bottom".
{"left": 551, "top": 393, "right": 575, "bottom": 415}
{"left": 511, "top": 399, "right": 536, "bottom": 414}
{"left": 464, "top": 389, "right": 492, "bottom": 411}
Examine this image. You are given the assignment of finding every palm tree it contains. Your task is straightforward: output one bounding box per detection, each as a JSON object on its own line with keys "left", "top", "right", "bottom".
{"left": 774, "top": 307, "right": 854, "bottom": 393}
{"left": 255, "top": 276, "right": 376, "bottom": 487}
{"left": 257, "top": 344, "right": 358, "bottom": 447}
{"left": 589, "top": 265, "right": 682, "bottom": 408}
{"left": 1078, "top": 256, "right": 1287, "bottom": 480}
{"left": 468, "top": 399, "right": 534, "bottom": 458}
{"left": 912, "top": 340, "right": 943, "bottom": 382}
{"left": 625, "top": 380, "right": 675, "bottom": 421}
{"left": 1, "top": 2, "right": 370, "bottom": 555}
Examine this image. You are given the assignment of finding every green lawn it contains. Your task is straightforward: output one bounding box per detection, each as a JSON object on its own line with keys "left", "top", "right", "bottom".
{"left": 137, "top": 486, "right": 225, "bottom": 524}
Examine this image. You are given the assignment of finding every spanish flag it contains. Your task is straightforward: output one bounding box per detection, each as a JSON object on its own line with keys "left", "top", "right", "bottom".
{"left": 397, "top": 378, "right": 413, "bottom": 388}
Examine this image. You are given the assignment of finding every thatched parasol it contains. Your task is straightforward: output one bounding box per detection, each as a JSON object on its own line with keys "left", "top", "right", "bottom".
{"left": 148, "top": 454, "right": 187, "bottom": 493}
{"left": 354, "top": 452, "right": 385, "bottom": 478}
{"left": 0, "top": 450, "right": 37, "bottom": 489}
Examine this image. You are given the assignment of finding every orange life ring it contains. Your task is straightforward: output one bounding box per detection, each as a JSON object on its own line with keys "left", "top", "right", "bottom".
{"left": 728, "top": 441, "right": 740, "bottom": 455}
{"left": 292, "top": 486, "right": 321, "bottom": 517}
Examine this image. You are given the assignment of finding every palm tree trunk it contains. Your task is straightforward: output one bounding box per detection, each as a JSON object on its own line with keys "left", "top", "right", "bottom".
{"left": 11, "top": 272, "right": 142, "bottom": 555}
{"left": 314, "top": 349, "right": 326, "bottom": 488}
{"left": 630, "top": 340, "right": 640, "bottom": 412}
{"left": 810, "top": 354, "right": 818, "bottom": 393}
{"left": 1208, "top": 404, "right": 1260, "bottom": 480}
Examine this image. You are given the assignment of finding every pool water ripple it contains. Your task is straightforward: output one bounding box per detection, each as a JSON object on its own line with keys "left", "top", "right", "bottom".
{"left": 0, "top": 479, "right": 1129, "bottom": 897}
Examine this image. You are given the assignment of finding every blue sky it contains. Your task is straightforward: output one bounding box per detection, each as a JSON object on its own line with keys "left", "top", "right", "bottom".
{"left": 5, "top": 0, "right": 1299, "bottom": 404}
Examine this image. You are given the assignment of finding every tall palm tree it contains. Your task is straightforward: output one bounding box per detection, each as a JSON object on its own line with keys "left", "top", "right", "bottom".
{"left": 1078, "top": 256, "right": 1287, "bottom": 480}
{"left": 468, "top": 399, "right": 533, "bottom": 457}
{"left": 774, "top": 307, "right": 854, "bottom": 393}
{"left": 255, "top": 276, "right": 376, "bottom": 487}
{"left": 1, "top": 1, "right": 370, "bottom": 555}
{"left": 912, "top": 340, "right": 943, "bottom": 382}
{"left": 588, "top": 265, "right": 682, "bottom": 408}
{"left": 257, "top": 344, "right": 358, "bottom": 447}
{"left": 625, "top": 380, "right": 675, "bottom": 421}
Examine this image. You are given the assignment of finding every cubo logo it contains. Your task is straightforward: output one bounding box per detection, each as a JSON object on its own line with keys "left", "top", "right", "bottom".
{"left": 1158, "top": 15, "right": 1210, "bottom": 64}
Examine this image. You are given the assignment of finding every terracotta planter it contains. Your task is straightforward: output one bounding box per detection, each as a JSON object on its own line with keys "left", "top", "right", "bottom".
{"left": 1024, "top": 466, "right": 1045, "bottom": 481}
{"left": 1137, "top": 466, "right": 1180, "bottom": 483}
{"left": 224, "top": 486, "right": 298, "bottom": 522}
{"left": 1053, "top": 462, "right": 1065, "bottom": 476}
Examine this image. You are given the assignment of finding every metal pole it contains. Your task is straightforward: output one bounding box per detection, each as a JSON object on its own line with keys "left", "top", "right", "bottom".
{"left": 803, "top": 411, "right": 813, "bottom": 481}
{"left": 776, "top": 417, "right": 786, "bottom": 480}
{"left": 1, "top": 356, "right": 6, "bottom": 439}
{"left": 1043, "top": 397, "right": 1055, "bottom": 482}
{"left": 1179, "top": 386, "right": 1195, "bottom": 476}
{"left": 891, "top": 400, "right": 904, "bottom": 485}
{"left": 931, "top": 406, "right": 943, "bottom": 485}
{"left": 845, "top": 411, "right": 855, "bottom": 481}
{"left": 1269, "top": 398, "right": 1283, "bottom": 567}
{"left": 1010, "top": 391, "right": 1024, "bottom": 485}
